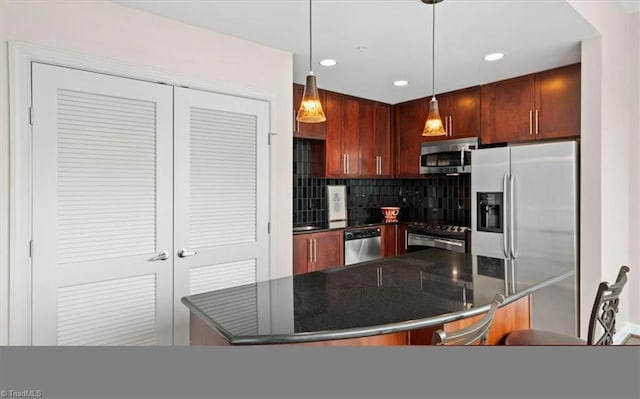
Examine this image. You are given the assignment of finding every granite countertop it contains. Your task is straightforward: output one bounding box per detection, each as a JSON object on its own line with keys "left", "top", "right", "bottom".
{"left": 181, "top": 248, "right": 574, "bottom": 345}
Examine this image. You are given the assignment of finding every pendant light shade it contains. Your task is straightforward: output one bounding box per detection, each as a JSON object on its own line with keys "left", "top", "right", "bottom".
{"left": 297, "top": 0, "right": 326, "bottom": 123}
{"left": 422, "top": 0, "right": 446, "bottom": 136}
{"left": 297, "top": 73, "right": 326, "bottom": 123}
{"left": 424, "top": 97, "right": 446, "bottom": 135}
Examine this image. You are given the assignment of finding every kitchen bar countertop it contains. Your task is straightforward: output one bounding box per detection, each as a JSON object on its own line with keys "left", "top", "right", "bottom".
{"left": 181, "top": 248, "right": 574, "bottom": 345}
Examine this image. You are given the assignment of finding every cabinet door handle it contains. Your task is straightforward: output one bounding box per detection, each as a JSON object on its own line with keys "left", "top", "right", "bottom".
{"left": 404, "top": 229, "right": 408, "bottom": 251}
{"left": 529, "top": 110, "right": 533, "bottom": 135}
{"left": 535, "top": 109, "right": 539, "bottom": 135}
{"left": 343, "top": 154, "right": 347, "bottom": 175}
{"left": 450, "top": 116, "right": 453, "bottom": 136}
{"left": 308, "top": 239, "right": 313, "bottom": 263}
{"left": 313, "top": 239, "right": 317, "bottom": 263}
{"left": 346, "top": 154, "right": 350, "bottom": 175}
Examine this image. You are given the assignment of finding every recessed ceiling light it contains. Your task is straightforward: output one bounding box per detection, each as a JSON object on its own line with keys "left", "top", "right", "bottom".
{"left": 484, "top": 52, "right": 504, "bottom": 62}
{"left": 393, "top": 80, "right": 409, "bottom": 87}
{"left": 319, "top": 59, "right": 337, "bottom": 67}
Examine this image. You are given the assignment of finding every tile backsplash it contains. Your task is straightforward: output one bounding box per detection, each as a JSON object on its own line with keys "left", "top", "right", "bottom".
{"left": 294, "top": 138, "right": 471, "bottom": 227}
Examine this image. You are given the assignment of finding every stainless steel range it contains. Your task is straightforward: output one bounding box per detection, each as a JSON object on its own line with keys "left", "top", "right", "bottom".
{"left": 407, "top": 222, "right": 470, "bottom": 254}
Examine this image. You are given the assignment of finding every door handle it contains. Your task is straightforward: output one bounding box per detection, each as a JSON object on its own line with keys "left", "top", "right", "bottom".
{"left": 509, "top": 174, "right": 517, "bottom": 259}
{"left": 503, "top": 173, "right": 509, "bottom": 258}
{"left": 178, "top": 249, "right": 198, "bottom": 258}
{"left": 529, "top": 110, "right": 533, "bottom": 135}
{"left": 535, "top": 109, "right": 539, "bottom": 135}
{"left": 148, "top": 250, "right": 169, "bottom": 261}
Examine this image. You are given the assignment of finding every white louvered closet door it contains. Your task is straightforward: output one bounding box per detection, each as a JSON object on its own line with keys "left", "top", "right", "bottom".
{"left": 173, "top": 87, "right": 270, "bottom": 345}
{"left": 31, "top": 63, "right": 174, "bottom": 345}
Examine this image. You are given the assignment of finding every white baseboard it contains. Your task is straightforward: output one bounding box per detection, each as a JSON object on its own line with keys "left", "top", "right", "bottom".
{"left": 613, "top": 322, "right": 640, "bottom": 344}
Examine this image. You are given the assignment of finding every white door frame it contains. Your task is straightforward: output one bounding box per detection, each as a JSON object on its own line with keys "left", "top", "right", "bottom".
{"left": 7, "top": 41, "right": 279, "bottom": 345}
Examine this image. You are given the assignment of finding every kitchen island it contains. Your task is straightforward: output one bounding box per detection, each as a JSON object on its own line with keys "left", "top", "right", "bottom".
{"left": 182, "top": 248, "right": 575, "bottom": 345}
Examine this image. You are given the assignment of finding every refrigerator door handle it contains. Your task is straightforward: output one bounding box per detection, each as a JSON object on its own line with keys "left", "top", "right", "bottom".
{"left": 509, "top": 174, "right": 517, "bottom": 258}
{"left": 503, "top": 173, "right": 510, "bottom": 258}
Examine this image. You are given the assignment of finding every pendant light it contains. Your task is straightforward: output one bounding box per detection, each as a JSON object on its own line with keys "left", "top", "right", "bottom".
{"left": 422, "top": 0, "right": 446, "bottom": 136}
{"left": 297, "top": 0, "right": 326, "bottom": 123}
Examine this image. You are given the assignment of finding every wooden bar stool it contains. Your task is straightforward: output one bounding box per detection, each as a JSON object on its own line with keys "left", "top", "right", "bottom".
{"left": 433, "top": 293, "right": 505, "bottom": 345}
{"left": 505, "top": 265, "right": 630, "bottom": 345}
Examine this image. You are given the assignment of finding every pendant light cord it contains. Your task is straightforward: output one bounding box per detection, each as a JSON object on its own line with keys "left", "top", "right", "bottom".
{"left": 432, "top": 1, "right": 436, "bottom": 99}
{"left": 309, "top": 0, "right": 313, "bottom": 73}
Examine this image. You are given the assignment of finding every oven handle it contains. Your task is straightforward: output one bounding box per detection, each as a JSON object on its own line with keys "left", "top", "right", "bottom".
{"left": 433, "top": 238, "right": 464, "bottom": 247}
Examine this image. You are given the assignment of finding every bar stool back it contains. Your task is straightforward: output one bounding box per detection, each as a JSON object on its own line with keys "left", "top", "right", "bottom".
{"left": 433, "top": 293, "right": 505, "bottom": 345}
{"left": 505, "top": 265, "right": 630, "bottom": 345}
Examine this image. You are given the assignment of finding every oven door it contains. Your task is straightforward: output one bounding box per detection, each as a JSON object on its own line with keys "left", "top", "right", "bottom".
{"left": 407, "top": 233, "right": 467, "bottom": 253}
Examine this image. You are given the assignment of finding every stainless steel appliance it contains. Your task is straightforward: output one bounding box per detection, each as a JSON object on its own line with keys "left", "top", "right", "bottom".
{"left": 420, "top": 137, "right": 478, "bottom": 175}
{"left": 407, "top": 223, "right": 469, "bottom": 254}
{"left": 471, "top": 140, "right": 578, "bottom": 337}
{"left": 344, "top": 227, "right": 381, "bottom": 265}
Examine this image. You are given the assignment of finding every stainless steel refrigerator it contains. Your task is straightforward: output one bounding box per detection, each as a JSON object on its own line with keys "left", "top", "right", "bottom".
{"left": 471, "top": 140, "right": 578, "bottom": 337}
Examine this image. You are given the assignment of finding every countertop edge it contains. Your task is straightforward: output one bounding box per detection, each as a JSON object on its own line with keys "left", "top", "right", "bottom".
{"left": 292, "top": 222, "right": 406, "bottom": 235}
{"left": 182, "top": 268, "right": 574, "bottom": 345}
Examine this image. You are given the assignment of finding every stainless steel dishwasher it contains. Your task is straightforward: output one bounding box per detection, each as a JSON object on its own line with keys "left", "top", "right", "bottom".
{"left": 344, "top": 227, "right": 382, "bottom": 265}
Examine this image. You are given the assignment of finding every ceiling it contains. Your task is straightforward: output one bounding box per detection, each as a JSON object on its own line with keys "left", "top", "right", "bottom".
{"left": 113, "top": 0, "right": 605, "bottom": 105}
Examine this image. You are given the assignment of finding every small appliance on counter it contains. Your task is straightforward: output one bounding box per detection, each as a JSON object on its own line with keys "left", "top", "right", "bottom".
{"left": 326, "top": 185, "right": 347, "bottom": 228}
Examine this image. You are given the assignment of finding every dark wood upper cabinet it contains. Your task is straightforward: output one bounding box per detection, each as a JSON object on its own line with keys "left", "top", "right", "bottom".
{"left": 325, "top": 92, "right": 360, "bottom": 177}
{"left": 481, "top": 74, "right": 535, "bottom": 144}
{"left": 445, "top": 86, "right": 481, "bottom": 139}
{"left": 481, "top": 63, "right": 580, "bottom": 144}
{"left": 324, "top": 91, "right": 345, "bottom": 177}
{"left": 535, "top": 63, "right": 581, "bottom": 139}
{"left": 293, "top": 83, "right": 327, "bottom": 140}
{"left": 394, "top": 98, "right": 426, "bottom": 177}
{"left": 321, "top": 90, "right": 390, "bottom": 178}
{"left": 359, "top": 100, "right": 377, "bottom": 177}
{"left": 424, "top": 86, "right": 481, "bottom": 142}
{"left": 342, "top": 97, "right": 361, "bottom": 177}
{"left": 374, "top": 103, "right": 392, "bottom": 177}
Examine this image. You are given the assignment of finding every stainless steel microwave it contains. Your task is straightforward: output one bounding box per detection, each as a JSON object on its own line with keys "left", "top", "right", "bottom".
{"left": 420, "top": 137, "right": 478, "bottom": 175}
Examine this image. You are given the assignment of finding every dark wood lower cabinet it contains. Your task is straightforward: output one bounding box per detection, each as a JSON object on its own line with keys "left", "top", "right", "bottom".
{"left": 190, "top": 295, "right": 531, "bottom": 346}
{"left": 381, "top": 223, "right": 408, "bottom": 258}
{"left": 293, "top": 230, "right": 344, "bottom": 275}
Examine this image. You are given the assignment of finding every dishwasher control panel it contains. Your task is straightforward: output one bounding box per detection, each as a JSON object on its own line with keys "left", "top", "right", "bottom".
{"left": 344, "top": 227, "right": 381, "bottom": 241}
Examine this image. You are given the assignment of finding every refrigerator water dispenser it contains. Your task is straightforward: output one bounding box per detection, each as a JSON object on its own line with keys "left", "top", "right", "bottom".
{"left": 477, "top": 192, "right": 503, "bottom": 233}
